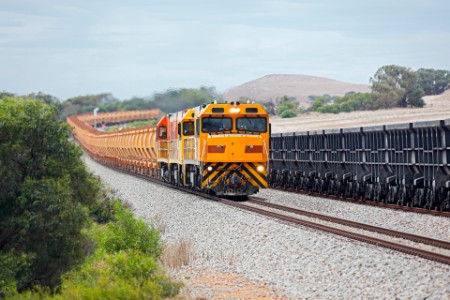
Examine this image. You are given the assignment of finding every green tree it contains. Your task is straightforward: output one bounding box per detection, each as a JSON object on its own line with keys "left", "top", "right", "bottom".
{"left": 152, "top": 86, "right": 221, "bottom": 113}
{"left": 0, "top": 91, "right": 16, "bottom": 99}
{"left": 370, "top": 65, "right": 425, "bottom": 108}
{"left": 310, "top": 93, "right": 377, "bottom": 114}
{"left": 277, "top": 100, "right": 299, "bottom": 117}
{"left": 61, "top": 93, "right": 118, "bottom": 119}
{"left": 25, "top": 92, "right": 60, "bottom": 106}
{"left": 311, "top": 96, "right": 331, "bottom": 111}
{"left": 417, "top": 68, "right": 450, "bottom": 95}
{"left": 279, "top": 109, "right": 297, "bottom": 118}
{"left": 0, "top": 97, "right": 99, "bottom": 292}
{"left": 121, "top": 97, "right": 157, "bottom": 111}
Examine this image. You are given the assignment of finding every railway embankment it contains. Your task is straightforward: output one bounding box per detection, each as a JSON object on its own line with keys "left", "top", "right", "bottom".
{"left": 83, "top": 154, "right": 450, "bottom": 299}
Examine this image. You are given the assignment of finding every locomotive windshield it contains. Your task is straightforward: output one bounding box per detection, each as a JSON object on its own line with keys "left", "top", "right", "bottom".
{"left": 158, "top": 126, "right": 167, "bottom": 139}
{"left": 202, "top": 117, "right": 232, "bottom": 133}
{"left": 236, "top": 117, "right": 267, "bottom": 133}
{"left": 183, "top": 122, "right": 194, "bottom": 136}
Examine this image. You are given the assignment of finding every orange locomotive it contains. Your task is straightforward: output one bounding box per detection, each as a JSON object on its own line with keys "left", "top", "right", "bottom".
{"left": 68, "top": 102, "right": 270, "bottom": 197}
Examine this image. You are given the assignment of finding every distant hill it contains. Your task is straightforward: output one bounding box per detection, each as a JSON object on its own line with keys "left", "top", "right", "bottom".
{"left": 223, "top": 74, "right": 371, "bottom": 107}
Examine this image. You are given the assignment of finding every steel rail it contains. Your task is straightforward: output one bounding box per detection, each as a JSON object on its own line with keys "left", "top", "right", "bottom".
{"left": 218, "top": 199, "right": 450, "bottom": 266}
{"left": 247, "top": 197, "right": 450, "bottom": 250}
{"left": 270, "top": 186, "right": 450, "bottom": 218}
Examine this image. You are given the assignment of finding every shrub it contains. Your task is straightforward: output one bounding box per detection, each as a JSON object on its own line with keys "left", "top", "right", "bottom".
{"left": 54, "top": 251, "right": 165, "bottom": 300}
{"left": 280, "top": 109, "right": 297, "bottom": 118}
{"left": 277, "top": 100, "right": 299, "bottom": 117}
{"left": 0, "top": 97, "right": 99, "bottom": 292}
{"left": 4, "top": 201, "right": 182, "bottom": 299}
{"left": 89, "top": 189, "right": 116, "bottom": 224}
{"left": 54, "top": 201, "right": 180, "bottom": 300}
{"left": 101, "top": 202, "right": 162, "bottom": 257}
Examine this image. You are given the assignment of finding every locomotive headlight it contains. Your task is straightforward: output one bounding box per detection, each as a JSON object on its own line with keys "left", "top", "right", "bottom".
{"left": 207, "top": 166, "right": 213, "bottom": 171}
{"left": 229, "top": 107, "right": 241, "bottom": 113}
{"left": 256, "top": 165, "right": 265, "bottom": 173}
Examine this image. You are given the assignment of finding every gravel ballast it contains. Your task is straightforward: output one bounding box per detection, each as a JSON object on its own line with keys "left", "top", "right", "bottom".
{"left": 84, "top": 156, "right": 450, "bottom": 299}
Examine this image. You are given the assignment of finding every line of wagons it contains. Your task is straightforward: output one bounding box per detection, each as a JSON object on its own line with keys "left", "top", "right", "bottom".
{"left": 269, "top": 119, "right": 450, "bottom": 211}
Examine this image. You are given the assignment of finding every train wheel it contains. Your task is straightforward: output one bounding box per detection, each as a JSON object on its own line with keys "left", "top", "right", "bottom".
{"left": 440, "top": 191, "right": 450, "bottom": 211}
{"left": 180, "top": 170, "right": 184, "bottom": 187}
{"left": 363, "top": 183, "right": 371, "bottom": 201}
{"left": 196, "top": 168, "right": 202, "bottom": 191}
{"left": 352, "top": 182, "right": 359, "bottom": 199}
{"left": 301, "top": 177, "right": 307, "bottom": 191}
{"left": 425, "top": 189, "right": 436, "bottom": 210}
{"left": 387, "top": 186, "right": 396, "bottom": 203}
{"left": 344, "top": 181, "right": 352, "bottom": 198}
{"left": 374, "top": 184, "right": 381, "bottom": 202}
{"left": 436, "top": 189, "right": 446, "bottom": 211}
{"left": 414, "top": 189, "right": 423, "bottom": 207}
{"left": 327, "top": 180, "right": 334, "bottom": 195}
{"left": 321, "top": 179, "right": 328, "bottom": 195}
{"left": 398, "top": 186, "right": 406, "bottom": 206}
{"left": 313, "top": 178, "right": 320, "bottom": 193}
{"left": 293, "top": 176, "right": 300, "bottom": 190}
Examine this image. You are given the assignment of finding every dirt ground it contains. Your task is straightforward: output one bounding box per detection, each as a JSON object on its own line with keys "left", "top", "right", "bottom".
{"left": 270, "top": 91, "right": 450, "bottom": 133}
{"left": 170, "top": 268, "right": 285, "bottom": 300}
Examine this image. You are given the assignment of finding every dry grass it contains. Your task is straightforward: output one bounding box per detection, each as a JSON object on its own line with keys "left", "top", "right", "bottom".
{"left": 271, "top": 91, "right": 450, "bottom": 133}
{"left": 162, "top": 239, "right": 193, "bottom": 270}
{"left": 153, "top": 214, "right": 167, "bottom": 234}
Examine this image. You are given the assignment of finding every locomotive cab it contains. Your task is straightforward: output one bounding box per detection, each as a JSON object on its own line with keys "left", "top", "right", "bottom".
{"left": 179, "top": 109, "right": 198, "bottom": 187}
{"left": 156, "top": 115, "right": 170, "bottom": 181}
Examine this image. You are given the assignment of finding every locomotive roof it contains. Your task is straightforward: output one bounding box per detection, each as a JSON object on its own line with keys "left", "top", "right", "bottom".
{"left": 194, "top": 102, "right": 268, "bottom": 116}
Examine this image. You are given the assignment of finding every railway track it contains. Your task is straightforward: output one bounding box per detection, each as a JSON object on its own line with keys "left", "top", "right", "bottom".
{"left": 222, "top": 198, "right": 450, "bottom": 265}
{"left": 246, "top": 197, "right": 450, "bottom": 250}
{"left": 91, "top": 157, "right": 450, "bottom": 266}
{"left": 270, "top": 186, "right": 450, "bottom": 218}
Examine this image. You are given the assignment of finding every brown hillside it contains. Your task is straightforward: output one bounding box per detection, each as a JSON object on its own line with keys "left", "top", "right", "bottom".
{"left": 270, "top": 89, "right": 450, "bottom": 133}
{"left": 223, "top": 74, "right": 370, "bottom": 106}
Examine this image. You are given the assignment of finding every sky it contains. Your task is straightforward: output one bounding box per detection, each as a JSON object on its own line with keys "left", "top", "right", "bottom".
{"left": 1, "top": 0, "right": 449, "bottom": 100}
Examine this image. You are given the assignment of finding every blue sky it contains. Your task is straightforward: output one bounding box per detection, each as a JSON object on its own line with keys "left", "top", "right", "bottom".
{"left": 1, "top": 0, "right": 449, "bottom": 100}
